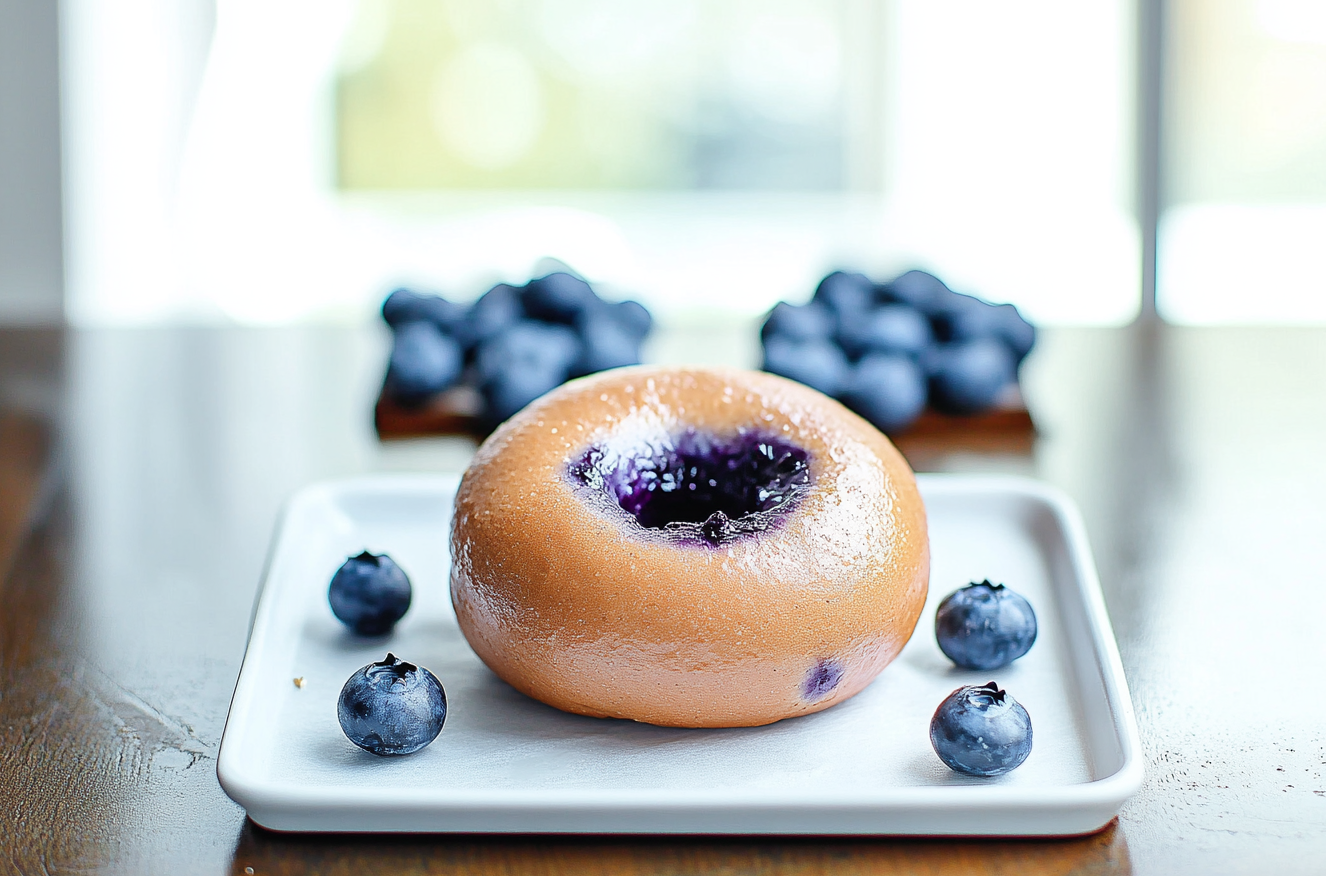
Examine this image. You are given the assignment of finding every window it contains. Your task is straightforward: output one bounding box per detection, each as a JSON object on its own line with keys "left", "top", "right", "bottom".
{"left": 64, "top": 0, "right": 1140, "bottom": 326}
{"left": 1160, "top": 0, "right": 1326, "bottom": 323}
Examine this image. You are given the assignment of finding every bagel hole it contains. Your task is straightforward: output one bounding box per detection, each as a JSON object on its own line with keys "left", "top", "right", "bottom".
{"left": 570, "top": 429, "right": 810, "bottom": 545}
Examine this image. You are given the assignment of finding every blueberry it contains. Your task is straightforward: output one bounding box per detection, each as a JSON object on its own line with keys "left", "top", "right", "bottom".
{"left": 837, "top": 304, "right": 933, "bottom": 360}
{"left": 935, "top": 579, "right": 1038, "bottom": 670}
{"left": 475, "top": 320, "right": 582, "bottom": 424}
{"left": 930, "top": 293, "right": 1006, "bottom": 344}
{"left": 879, "top": 270, "right": 951, "bottom": 313}
{"left": 839, "top": 353, "right": 928, "bottom": 433}
{"left": 476, "top": 320, "right": 581, "bottom": 386}
{"left": 521, "top": 272, "right": 601, "bottom": 324}
{"left": 466, "top": 283, "right": 525, "bottom": 348}
{"left": 992, "top": 302, "right": 1036, "bottom": 363}
{"left": 927, "top": 338, "right": 1016, "bottom": 415}
{"left": 338, "top": 653, "right": 447, "bottom": 756}
{"left": 573, "top": 313, "right": 642, "bottom": 376}
{"left": 760, "top": 301, "right": 836, "bottom": 343}
{"left": 930, "top": 682, "right": 1032, "bottom": 776}
{"left": 813, "top": 271, "right": 875, "bottom": 318}
{"left": 384, "top": 321, "right": 464, "bottom": 406}
{"left": 761, "top": 336, "right": 850, "bottom": 398}
{"left": 381, "top": 288, "right": 469, "bottom": 335}
{"left": 483, "top": 361, "right": 567, "bottom": 425}
{"left": 609, "top": 299, "right": 654, "bottom": 341}
{"left": 329, "top": 551, "right": 412, "bottom": 636}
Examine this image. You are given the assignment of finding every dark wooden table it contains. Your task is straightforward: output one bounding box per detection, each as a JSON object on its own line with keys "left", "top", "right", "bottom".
{"left": 3, "top": 322, "right": 1325, "bottom": 875}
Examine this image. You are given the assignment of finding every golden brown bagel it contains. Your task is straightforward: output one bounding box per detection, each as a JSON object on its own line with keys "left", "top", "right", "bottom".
{"left": 450, "top": 366, "right": 929, "bottom": 728}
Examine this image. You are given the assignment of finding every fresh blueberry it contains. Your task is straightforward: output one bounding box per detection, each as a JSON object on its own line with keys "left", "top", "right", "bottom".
{"left": 935, "top": 579, "right": 1038, "bottom": 670}
{"left": 839, "top": 353, "right": 929, "bottom": 433}
{"left": 927, "top": 338, "right": 1016, "bottom": 415}
{"left": 761, "top": 336, "right": 850, "bottom": 398}
{"left": 609, "top": 299, "right": 654, "bottom": 341}
{"left": 475, "top": 320, "right": 582, "bottom": 424}
{"left": 930, "top": 682, "right": 1033, "bottom": 776}
{"left": 837, "top": 304, "right": 933, "bottom": 360}
{"left": 338, "top": 653, "right": 447, "bottom": 756}
{"left": 329, "top": 551, "right": 412, "bottom": 636}
{"left": 381, "top": 288, "right": 469, "bottom": 335}
{"left": 573, "top": 313, "right": 642, "bottom": 376}
{"left": 483, "top": 361, "right": 567, "bottom": 425}
{"left": 879, "top": 270, "right": 952, "bottom": 313}
{"left": 760, "top": 301, "right": 836, "bottom": 343}
{"left": 466, "top": 283, "right": 525, "bottom": 348}
{"left": 813, "top": 271, "right": 876, "bottom": 318}
{"left": 521, "top": 272, "right": 601, "bottom": 324}
{"left": 476, "top": 320, "right": 581, "bottom": 387}
{"left": 930, "top": 293, "right": 1006, "bottom": 344}
{"left": 991, "top": 302, "right": 1036, "bottom": 363}
{"left": 383, "top": 321, "right": 464, "bottom": 406}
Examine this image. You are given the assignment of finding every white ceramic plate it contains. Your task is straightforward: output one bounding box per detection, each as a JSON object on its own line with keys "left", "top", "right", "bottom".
{"left": 217, "top": 473, "right": 1141, "bottom": 835}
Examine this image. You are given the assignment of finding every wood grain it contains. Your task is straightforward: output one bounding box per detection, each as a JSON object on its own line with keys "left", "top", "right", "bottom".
{"left": 0, "top": 412, "right": 48, "bottom": 584}
{"left": 231, "top": 821, "right": 1129, "bottom": 876}
{"left": 7, "top": 325, "right": 1326, "bottom": 873}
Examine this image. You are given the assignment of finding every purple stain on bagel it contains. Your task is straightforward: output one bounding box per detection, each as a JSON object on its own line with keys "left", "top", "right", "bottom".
{"left": 801, "top": 659, "right": 844, "bottom": 701}
{"left": 569, "top": 429, "right": 811, "bottom": 546}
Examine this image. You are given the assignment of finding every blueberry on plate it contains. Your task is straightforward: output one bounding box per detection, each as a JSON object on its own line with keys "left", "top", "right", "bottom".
{"left": 927, "top": 338, "right": 1016, "bottom": 415}
{"left": 521, "top": 272, "right": 601, "bottom": 324}
{"left": 839, "top": 353, "right": 928, "bottom": 434}
{"left": 384, "top": 321, "right": 464, "bottom": 406}
{"left": 329, "top": 551, "right": 413, "bottom": 636}
{"left": 338, "top": 653, "right": 447, "bottom": 756}
{"left": 837, "top": 304, "right": 933, "bottom": 360}
{"left": 761, "top": 336, "right": 850, "bottom": 398}
{"left": 930, "top": 682, "right": 1033, "bottom": 777}
{"left": 760, "top": 301, "right": 836, "bottom": 343}
{"left": 813, "top": 271, "right": 876, "bottom": 319}
{"left": 935, "top": 579, "right": 1038, "bottom": 670}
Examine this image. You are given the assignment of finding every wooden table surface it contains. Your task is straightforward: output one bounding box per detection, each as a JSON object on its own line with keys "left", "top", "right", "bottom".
{"left": 2, "top": 322, "right": 1325, "bottom": 875}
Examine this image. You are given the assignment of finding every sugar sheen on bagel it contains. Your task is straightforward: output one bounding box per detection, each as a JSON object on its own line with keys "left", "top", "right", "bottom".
{"left": 450, "top": 366, "right": 929, "bottom": 728}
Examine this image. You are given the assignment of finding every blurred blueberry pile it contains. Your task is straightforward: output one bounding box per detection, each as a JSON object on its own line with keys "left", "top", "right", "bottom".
{"left": 381, "top": 272, "right": 653, "bottom": 427}
{"left": 761, "top": 270, "right": 1035, "bottom": 434}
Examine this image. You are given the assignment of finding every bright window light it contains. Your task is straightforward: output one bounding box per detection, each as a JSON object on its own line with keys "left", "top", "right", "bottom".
{"left": 1160, "top": 0, "right": 1326, "bottom": 323}
{"left": 62, "top": 0, "right": 1138, "bottom": 326}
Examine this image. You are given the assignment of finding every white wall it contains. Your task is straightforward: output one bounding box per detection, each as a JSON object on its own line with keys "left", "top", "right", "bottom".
{"left": 0, "top": 0, "right": 64, "bottom": 325}
{"left": 60, "top": 0, "right": 216, "bottom": 325}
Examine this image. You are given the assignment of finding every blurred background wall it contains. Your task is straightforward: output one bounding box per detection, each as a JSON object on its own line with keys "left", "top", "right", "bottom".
{"left": 0, "top": 0, "right": 64, "bottom": 325}
{"left": 3, "top": 0, "right": 1325, "bottom": 328}
{"left": 53, "top": 0, "right": 1141, "bottom": 327}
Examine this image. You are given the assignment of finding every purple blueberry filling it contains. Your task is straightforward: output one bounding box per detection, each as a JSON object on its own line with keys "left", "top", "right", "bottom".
{"left": 801, "top": 658, "right": 844, "bottom": 701}
{"left": 569, "top": 429, "right": 811, "bottom": 546}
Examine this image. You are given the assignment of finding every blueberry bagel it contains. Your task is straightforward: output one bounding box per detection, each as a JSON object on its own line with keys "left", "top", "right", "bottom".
{"left": 449, "top": 366, "right": 929, "bottom": 728}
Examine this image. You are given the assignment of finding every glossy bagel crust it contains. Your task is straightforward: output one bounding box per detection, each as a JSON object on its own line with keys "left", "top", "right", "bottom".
{"left": 450, "top": 366, "right": 929, "bottom": 728}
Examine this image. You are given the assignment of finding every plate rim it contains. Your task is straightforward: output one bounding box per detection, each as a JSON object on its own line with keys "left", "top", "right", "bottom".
{"left": 217, "top": 472, "right": 1143, "bottom": 834}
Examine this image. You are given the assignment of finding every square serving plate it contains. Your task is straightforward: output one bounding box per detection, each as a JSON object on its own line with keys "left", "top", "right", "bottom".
{"left": 217, "top": 474, "right": 1142, "bottom": 835}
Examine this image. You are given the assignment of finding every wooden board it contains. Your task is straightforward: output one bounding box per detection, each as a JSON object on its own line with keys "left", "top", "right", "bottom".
{"left": 373, "top": 378, "right": 1036, "bottom": 463}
